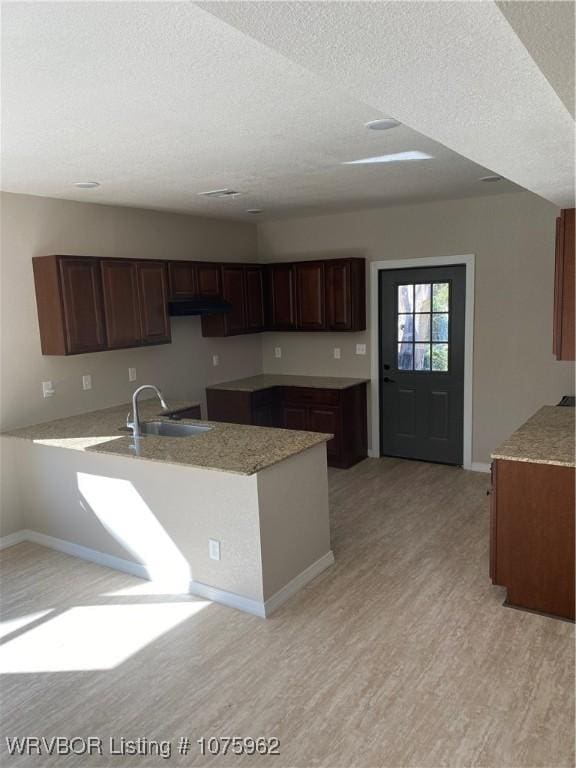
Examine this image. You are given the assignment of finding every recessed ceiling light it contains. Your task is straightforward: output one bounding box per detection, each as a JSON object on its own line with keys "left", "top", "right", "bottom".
{"left": 343, "top": 151, "right": 433, "bottom": 165}
{"left": 480, "top": 175, "right": 503, "bottom": 183}
{"left": 365, "top": 118, "right": 401, "bottom": 131}
{"left": 246, "top": 209, "right": 263, "bottom": 214}
{"left": 197, "top": 188, "right": 240, "bottom": 198}
{"left": 74, "top": 181, "right": 100, "bottom": 189}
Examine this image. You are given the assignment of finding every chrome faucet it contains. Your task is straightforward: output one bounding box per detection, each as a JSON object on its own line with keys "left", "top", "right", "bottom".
{"left": 127, "top": 385, "right": 169, "bottom": 440}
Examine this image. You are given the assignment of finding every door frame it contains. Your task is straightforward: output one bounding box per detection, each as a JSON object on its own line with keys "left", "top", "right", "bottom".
{"left": 369, "top": 254, "right": 475, "bottom": 470}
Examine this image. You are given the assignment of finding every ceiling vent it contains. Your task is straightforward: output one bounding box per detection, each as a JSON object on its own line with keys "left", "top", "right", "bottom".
{"left": 197, "top": 188, "right": 240, "bottom": 198}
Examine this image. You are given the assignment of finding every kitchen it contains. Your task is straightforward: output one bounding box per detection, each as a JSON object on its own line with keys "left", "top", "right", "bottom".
{"left": 0, "top": 2, "right": 574, "bottom": 767}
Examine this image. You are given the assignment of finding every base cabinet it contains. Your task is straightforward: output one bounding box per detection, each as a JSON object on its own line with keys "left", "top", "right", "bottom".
{"left": 207, "top": 383, "right": 367, "bottom": 469}
{"left": 490, "top": 458, "right": 575, "bottom": 620}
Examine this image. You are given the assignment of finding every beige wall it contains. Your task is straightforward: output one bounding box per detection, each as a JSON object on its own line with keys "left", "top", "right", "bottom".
{"left": 258, "top": 191, "right": 575, "bottom": 464}
{"left": 0, "top": 192, "right": 260, "bottom": 432}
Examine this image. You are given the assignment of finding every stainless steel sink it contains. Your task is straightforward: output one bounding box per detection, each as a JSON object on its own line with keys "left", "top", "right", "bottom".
{"left": 138, "top": 421, "right": 211, "bottom": 438}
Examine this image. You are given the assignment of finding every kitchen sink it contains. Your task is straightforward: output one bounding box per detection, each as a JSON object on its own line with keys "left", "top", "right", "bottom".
{"left": 138, "top": 421, "right": 211, "bottom": 438}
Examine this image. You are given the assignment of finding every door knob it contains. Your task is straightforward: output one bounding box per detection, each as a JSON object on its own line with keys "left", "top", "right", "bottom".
{"left": 383, "top": 376, "right": 396, "bottom": 383}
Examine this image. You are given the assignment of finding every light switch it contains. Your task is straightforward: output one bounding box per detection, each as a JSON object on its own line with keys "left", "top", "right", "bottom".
{"left": 82, "top": 374, "right": 92, "bottom": 391}
{"left": 333, "top": 347, "right": 341, "bottom": 359}
{"left": 209, "top": 539, "right": 221, "bottom": 561}
{"left": 212, "top": 354, "right": 220, "bottom": 367}
{"left": 42, "top": 380, "right": 55, "bottom": 398}
{"left": 274, "top": 347, "right": 282, "bottom": 359}
{"left": 356, "top": 344, "right": 367, "bottom": 355}
{"left": 128, "top": 367, "right": 137, "bottom": 382}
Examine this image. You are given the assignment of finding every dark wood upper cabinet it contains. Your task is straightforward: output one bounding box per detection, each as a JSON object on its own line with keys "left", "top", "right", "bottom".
{"left": 296, "top": 262, "right": 325, "bottom": 330}
{"left": 101, "top": 260, "right": 141, "bottom": 349}
{"left": 325, "top": 259, "right": 365, "bottom": 331}
{"left": 137, "top": 261, "right": 171, "bottom": 345}
{"left": 197, "top": 262, "right": 222, "bottom": 297}
{"left": 269, "top": 264, "right": 297, "bottom": 330}
{"left": 244, "top": 266, "right": 266, "bottom": 332}
{"left": 33, "top": 255, "right": 107, "bottom": 355}
{"left": 221, "top": 265, "right": 246, "bottom": 335}
{"left": 168, "top": 261, "right": 197, "bottom": 299}
{"left": 553, "top": 208, "right": 575, "bottom": 361}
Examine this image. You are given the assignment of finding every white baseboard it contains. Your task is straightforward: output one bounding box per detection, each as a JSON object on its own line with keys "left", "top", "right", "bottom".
{"left": 0, "top": 529, "right": 28, "bottom": 550}
{"left": 264, "top": 550, "right": 335, "bottom": 616}
{"left": 469, "top": 462, "right": 491, "bottom": 473}
{"left": 0, "top": 529, "right": 335, "bottom": 619}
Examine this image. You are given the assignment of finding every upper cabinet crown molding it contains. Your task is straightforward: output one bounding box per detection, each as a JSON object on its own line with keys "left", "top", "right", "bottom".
{"left": 554, "top": 208, "right": 575, "bottom": 361}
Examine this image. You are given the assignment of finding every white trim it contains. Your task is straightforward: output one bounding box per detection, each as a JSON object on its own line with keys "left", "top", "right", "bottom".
{"left": 263, "top": 550, "right": 335, "bottom": 616}
{"left": 370, "top": 254, "right": 475, "bottom": 470}
{"left": 470, "top": 462, "right": 491, "bottom": 473}
{"left": 0, "top": 529, "right": 28, "bottom": 550}
{"left": 0, "top": 529, "right": 335, "bottom": 619}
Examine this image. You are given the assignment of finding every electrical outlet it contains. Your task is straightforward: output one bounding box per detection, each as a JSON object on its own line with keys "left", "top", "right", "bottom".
{"left": 274, "top": 347, "right": 282, "bottom": 359}
{"left": 42, "top": 380, "right": 55, "bottom": 398}
{"left": 208, "top": 539, "right": 221, "bottom": 561}
{"left": 356, "top": 344, "right": 367, "bottom": 355}
{"left": 82, "top": 374, "right": 92, "bottom": 391}
{"left": 333, "top": 347, "right": 341, "bottom": 359}
{"left": 212, "top": 354, "right": 220, "bottom": 367}
{"left": 128, "top": 367, "right": 137, "bottom": 382}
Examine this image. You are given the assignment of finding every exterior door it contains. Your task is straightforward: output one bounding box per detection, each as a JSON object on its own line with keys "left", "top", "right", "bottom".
{"left": 379, "top": 265, "right": 465, "bottom": 465}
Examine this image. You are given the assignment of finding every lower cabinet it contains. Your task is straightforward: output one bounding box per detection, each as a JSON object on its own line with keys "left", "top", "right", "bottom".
{"left": 490, "top": 458, "right": 575, "bottom": 620}
{"left": 206, "top": 383, "right": 367, "bottom": 468}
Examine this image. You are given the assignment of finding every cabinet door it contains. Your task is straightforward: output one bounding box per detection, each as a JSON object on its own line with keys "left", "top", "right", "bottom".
{"left": 253, "top": 404, "right": 275, "bottom": 427}
{"left": 308, "top": 405, "right": 341, "bottom": 459}
{"left": 281, "top": 404, "right": 308, "bottom": 431}
{"left": 296, "top": 261, "right": 325, "bottom": 330}
{"left": 137, "top": 262, "right": 171, "bottom": 345}
{"left": 59, "top": 258, "right": 107, "bottom": 354}
{"left": 269, "top": 264, "right": 297, "bottom": 330}
{"left": 554, "top": 209, "right": 575, "bottom": 361}
{"left": 221, "top": 265, "right": 246, "bottom": 335}
{"left": 196, "top": 263, "right": 222, "bottom": 297}
{"left": 326, "top": 260, "right": 352, "bottom": 330}
{"left": 100, "top": 260, "right": 141, "bottom": 349}
{"left": 168, "top": 261, "right": 197, "bottom": 299}
{"left": 244, "top": 266, "right": 266, "bottom": 331}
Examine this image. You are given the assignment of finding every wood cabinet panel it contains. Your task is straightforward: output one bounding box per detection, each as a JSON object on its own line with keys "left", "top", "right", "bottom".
{"left": 282, "top": 404, "right": 308, "bottom": 431}
{"left": 221, "top": 265, "right": 246, "bottom": 335}
{"left": 553, "top": 208, "right": 575, "bottom": 360}
{"left": 101, "top": 260, "right": 141, "bottom": 349}
{"left": 137, "top": 261, "right": 171, "bottom": 345}
{"left": 59, "top": 257, "right": 108, "bottom": 354}
{"left": 168, "top": 261, "right": 197, "bottom": 299}
{"left": 326, "top": 260, "right": 352, "bottom": 330}
{"left": 245, "top": 266, "right": 266, "bottom": 331}
{"left": 197, "top": 262, "right": 222, "bottom": 296}
{"left": 269, "top": 264, "right": 297, "bottom": 330}
{"left": 308, "top": 405, "right": 340, "bottom": 459}
{"left": 296, "top": 262, "right": 325, "bottom": 330}
{"left": 491, "top": 458, "right": 575, "bottom": 620}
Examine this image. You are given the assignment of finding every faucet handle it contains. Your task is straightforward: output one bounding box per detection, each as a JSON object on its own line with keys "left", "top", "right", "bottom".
{"left": 126, "top": 410, "right": 133, "bottom": 429}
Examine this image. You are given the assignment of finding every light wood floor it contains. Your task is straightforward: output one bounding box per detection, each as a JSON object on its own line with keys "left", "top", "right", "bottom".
{"left": 1, "top": 458, "right": 574, "bottom": 767}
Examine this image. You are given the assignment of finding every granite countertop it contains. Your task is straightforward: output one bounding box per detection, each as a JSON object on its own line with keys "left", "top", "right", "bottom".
{"left": 207, "top": 374, "right": 370, "bottom": 392}
{"left": 491, "top": 406, "right": 575, "bottom": 468}
{"left": 2, "top": 399, "right": 331, "bottom": 476}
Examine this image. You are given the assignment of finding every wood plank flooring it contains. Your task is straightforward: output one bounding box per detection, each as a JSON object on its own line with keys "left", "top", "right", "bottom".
{"left": 0, "top": 458, "right": 573, "bottom": 767}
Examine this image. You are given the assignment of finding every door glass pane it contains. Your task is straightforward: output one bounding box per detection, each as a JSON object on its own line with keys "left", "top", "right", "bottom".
{"left": 432, "top": 344, "right": 449, "bottom": 371}
{"left": 398, "top": 343, "right": 413, "bottom": 370}
{"left": 397, "top": 314, "right": 413, "bottom": 341}
{"left": 433, "top": 283, "right": 449, "bottom": 312}
{"left": 432, "top": 313, "right": 449, "bottom": 342}
{"left": 415, "top": 284, "right": 431, "bottom": 312}
{"left": 414, "top": 343, "right": 431, "bottom": 370}
{"left": 398, "top": 284, "right": 413, "bottom": 313}
{"left": 414, "top": 313, "right": 430, "bottom": 341}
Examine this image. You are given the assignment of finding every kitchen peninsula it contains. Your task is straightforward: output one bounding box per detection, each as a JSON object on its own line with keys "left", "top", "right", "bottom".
{"left": 1, "top": 400, "right": 334, "bottom": 617}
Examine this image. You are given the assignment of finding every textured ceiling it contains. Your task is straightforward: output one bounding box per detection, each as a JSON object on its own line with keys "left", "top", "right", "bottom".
{"left": 1, "top": 1, "right": 571, "bottom": 221}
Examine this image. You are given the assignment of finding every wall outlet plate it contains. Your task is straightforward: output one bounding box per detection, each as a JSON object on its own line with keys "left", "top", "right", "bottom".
{"left": 82, "top": 374, "right": 92, "bottom": 391}
{"left": 356, "top": 344, "right": 367, "bottom": 355}
{"left": 42, "top": 380, "right": 55, "bottom": 398}
{"left": 333, "top": 347, "right": 341, "bottom": 359}
{"left": 208, "top": 539, "right": 221, "bottom": 561}
{"left": 212, "top": 354, "right": 220, "bottom": 367}
{"left": 274, "top": 347, "right": 282, "bottom": 359}
{"left": 128, "top": 367, "right": 137, "bottom": 382}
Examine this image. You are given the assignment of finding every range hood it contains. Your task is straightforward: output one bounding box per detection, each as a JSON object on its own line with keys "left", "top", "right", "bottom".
{"left": 168, "top": 296, "right": 232, "bottom": 316}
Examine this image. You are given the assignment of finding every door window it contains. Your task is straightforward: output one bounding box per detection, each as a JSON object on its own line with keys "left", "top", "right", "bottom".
{"left": 397, "top": 282, "right": 450, "bottom": 372}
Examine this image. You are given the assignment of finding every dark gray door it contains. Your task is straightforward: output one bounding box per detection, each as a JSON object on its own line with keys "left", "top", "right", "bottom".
{"left": 379, "top": 265, "right": 466, "bottom": 465}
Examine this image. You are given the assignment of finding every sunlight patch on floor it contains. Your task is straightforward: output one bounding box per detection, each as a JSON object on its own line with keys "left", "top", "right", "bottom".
{"left": 0, "top": 611, "right": 52, "bottom": 641}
